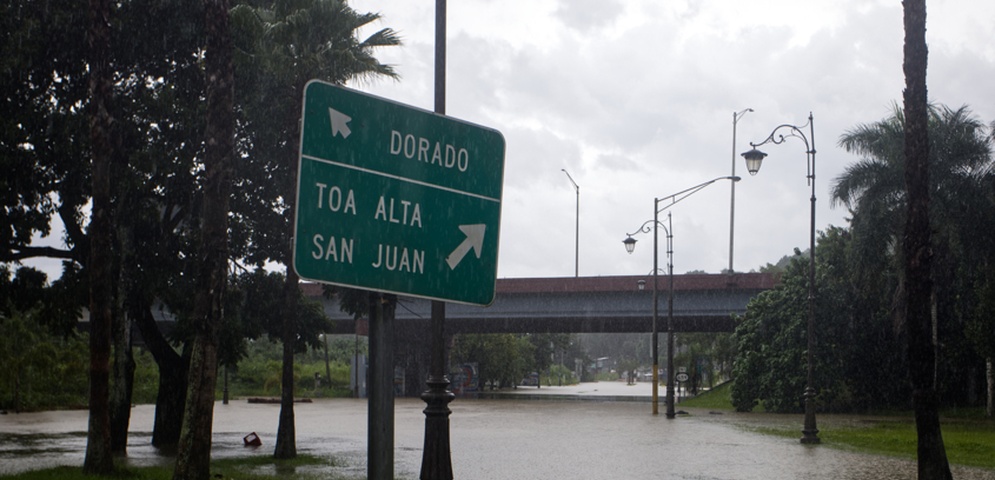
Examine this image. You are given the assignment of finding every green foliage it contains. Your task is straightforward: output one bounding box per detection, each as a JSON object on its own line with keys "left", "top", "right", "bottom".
{"left": 449, "top": 333, "right": 579, "bottom": 388}
{"left": 758, "top": 254, "right": 793, "bottom": 274}
{"left": 224, "top": 338, "right": 355, "bottom": 397}
{"left": 228, "top": 0, "right": 402, "bottom": 267}
{"left": 680, "top": 381, "right": 734, "bottom": 410}
{"left": 734, "top": 104, "right": 995, "bottom": 415}
{"left": 129, "top": 349, "right": 160, "bottom": 405}
{"left": 732, "top": 227, "right": 910, "bottom": 413}
{"left": 0, "top": 309, "right": 89, "bottom": 412}
{"left": 526, "top": 333, "right": 571, "bottom": 374}
{"left": 451, "top": 334, "right": 536, "bottom": 389}
{"left": 676, "top": 332, "right": 735, "bottom": 392}
{"left": 731, "top": 253, "right": 809, "bottom": 413}
{"left": 577, "top": 333, "right": 645, "bottom": 374}
{"left": 0, "top": 266, "right": 84, "bottom": 338}
{"left": 969, "top": 278, "right": 995, "bottom": 361}
{"left": 544, "top": 364, "right": 579, "bottom": 386}
{"left": 834, "top": 104, "right": 995, "bottom": 407}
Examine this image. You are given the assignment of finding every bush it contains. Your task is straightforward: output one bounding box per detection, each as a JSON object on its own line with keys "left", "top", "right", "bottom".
{"left": 131, "top": 349, "right": 160, "bottom": 404}
{"left": 544, "top": 364, "right": 578, "bottom": 386}
{"left": 0, "top": 311, "right": 89, "bottom": 412}
{"left": 222, "top": 339, "right": 356, "bottom": 398}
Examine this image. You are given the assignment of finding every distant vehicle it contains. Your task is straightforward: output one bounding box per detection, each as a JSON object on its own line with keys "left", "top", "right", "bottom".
{"left": 521, "top": 372, "right": 539, "bottom": 387}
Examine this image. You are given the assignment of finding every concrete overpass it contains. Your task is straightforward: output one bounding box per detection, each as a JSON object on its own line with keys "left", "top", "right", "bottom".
{"left": 307, "top": 272, "right": 778, "bottom": 335}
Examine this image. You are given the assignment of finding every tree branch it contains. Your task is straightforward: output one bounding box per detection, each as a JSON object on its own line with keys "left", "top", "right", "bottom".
{"left": 0, "top": 245, "right": 77, "bottom": 263}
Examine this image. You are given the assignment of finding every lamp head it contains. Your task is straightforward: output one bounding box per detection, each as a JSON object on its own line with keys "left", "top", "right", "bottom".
{"left": 623, "top": 236, "right": 637, "bottom": 254}
{"left": 741, "top": 148, "right": 767, "bottom": 176}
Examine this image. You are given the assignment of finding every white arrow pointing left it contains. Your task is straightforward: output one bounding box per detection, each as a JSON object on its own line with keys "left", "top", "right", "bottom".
{"left": 329, "top": 107, "right": 352, "bottom": 138}
{"left": 446, "top": 224, "right": 486, "bottom": 270}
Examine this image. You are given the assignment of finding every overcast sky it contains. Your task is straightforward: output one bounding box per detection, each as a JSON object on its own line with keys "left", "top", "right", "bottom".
{"left": 341, "top": 0, "right": 995, "bottom": 279}
{"left": 18, "top": 0, "right": 995, "bottom": 282}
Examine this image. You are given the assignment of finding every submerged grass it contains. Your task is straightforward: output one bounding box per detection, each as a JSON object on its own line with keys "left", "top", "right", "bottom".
{"left": 751, "top": 418, "right": 995, "bottom": 470}
{"left": 0, "top": 454, "right": 345, "bottom": 480}
{"left": 682, "top": 382, "right": 995, "bottom": 470}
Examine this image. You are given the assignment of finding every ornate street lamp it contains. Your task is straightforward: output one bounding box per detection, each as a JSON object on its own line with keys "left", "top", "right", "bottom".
{"left": 623, "top": 175, "right": 740, "bottom": 418}
{"left": 741, "top": 112, "right": 820, "bottom": 444}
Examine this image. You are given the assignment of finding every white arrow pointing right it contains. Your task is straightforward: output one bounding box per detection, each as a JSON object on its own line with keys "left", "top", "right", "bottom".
{"left": 446, "top": 224, "right": 486, "bottom": 270}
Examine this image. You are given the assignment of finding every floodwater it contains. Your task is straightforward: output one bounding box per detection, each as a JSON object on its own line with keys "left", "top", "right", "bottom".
{"left": 2, "top": 394, "right": 994, "bottom": 480}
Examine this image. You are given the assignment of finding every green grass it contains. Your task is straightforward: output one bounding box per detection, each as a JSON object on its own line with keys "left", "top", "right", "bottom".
{"left": 681, "top": 382, "right": 995, "bottom": 470}
{"left": 750, "top": 417, "right": 995, "bottom": 470}
{"left": 679, "top": 381, "right": 734, "bottom": 410}
{"left": 0, "top": 454, "right": 347, "bottom": 480}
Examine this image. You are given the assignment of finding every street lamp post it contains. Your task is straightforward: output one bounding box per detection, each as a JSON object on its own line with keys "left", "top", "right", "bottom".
{"left": 729, "top": 108, "right": 753, "bottom": 273}
{"left": 562, "top": 169, "right": 580, "bottom": 277}
{"left": 623, "top": 213, "right": 671, "bottom": 417}
{"left": 623, "top": 175, "right": 740, "bottom": 418}
{"left": 741, "top": 112, "right": 820, "bottom": 445}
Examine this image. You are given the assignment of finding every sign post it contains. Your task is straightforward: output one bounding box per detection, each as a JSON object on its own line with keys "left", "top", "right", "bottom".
{"left": 294, "top": 80, "right": 504, "bottom": 480}
{"left": 294, "top": 80, "right": 505, "bottom": 306}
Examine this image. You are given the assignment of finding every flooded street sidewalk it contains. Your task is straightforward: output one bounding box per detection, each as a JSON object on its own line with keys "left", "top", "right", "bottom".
{"left": 2, "top": 389, "right": 994, "bottom": 479}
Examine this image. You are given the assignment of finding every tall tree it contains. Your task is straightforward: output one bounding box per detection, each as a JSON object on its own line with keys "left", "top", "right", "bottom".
{"left": 972, "top": 277, "right": 995, "bottom": 417}
{"left": 902, "top": 0, "right": 951, "bottom": 477}
{"left": 2, "top": 0, "right": 213, "bottom": 451}
{"left": 172, "top": 0, "right": 235, "bottom": 477}
{"left": 833, "top": 104, "right": 993, "bottom": 412}
{"left": 1, "top": 0, "right": 90, "bottom": 269}
{"left": 83, "top": 0, "right": 116, "bottom": 474}
{"left": 833, "top": 105, "right": 991, "bottom": 272}
{"left": 451, "top": 334, "right": 535, "bottom": 389}
{"left": 731, "top": 229, "right": 907, "bottom": 414}
{"left": 231, "top": 0, "right": 400, "bottom": 458}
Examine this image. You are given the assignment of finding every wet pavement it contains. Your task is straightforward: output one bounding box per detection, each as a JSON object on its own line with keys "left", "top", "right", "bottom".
{"left": 2, "top": 382, "right": 994, "bottom": 479}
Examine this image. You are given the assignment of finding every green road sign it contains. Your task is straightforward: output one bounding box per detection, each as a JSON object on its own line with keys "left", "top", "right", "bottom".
{"left": 293, "top": 80, "right": 506, "bottom": 306}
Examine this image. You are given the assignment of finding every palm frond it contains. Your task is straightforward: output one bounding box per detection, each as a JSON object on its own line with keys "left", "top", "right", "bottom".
{"left": 830, "top": 160, "right": 900, "bottom": 209}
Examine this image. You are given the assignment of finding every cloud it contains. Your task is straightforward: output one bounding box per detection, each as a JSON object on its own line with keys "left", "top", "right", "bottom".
{"left": 553, "top": 0, "right": 624, "bottom": 33}
{"left": 341, "top": 0, "right": 995, "bottom": 279}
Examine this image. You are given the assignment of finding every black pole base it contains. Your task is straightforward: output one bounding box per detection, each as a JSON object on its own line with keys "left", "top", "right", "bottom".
{"left": 800, "top": 429, "right": 821, "bottom": 444}
{"left": 420, "top": 378, "right": 455, "bottom": 480}
{"left": 800, "top": 388, "right": 820, "bottom": 444}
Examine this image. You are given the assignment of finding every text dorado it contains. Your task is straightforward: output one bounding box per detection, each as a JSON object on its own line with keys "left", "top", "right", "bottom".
{"left": 389, "top": 130, "right": 469, "bottom": 172}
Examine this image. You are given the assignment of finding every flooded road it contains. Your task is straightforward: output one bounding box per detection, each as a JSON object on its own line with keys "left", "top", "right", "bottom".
{"left": 2, "top": 395, "right": 994, "bottom": 479}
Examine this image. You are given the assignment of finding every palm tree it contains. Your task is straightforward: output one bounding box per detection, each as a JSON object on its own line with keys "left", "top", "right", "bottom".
{"left": 833, "top": 102, "right": 992, "bottom": 477}
{"left": 833, "top": 103, "right": 995, "bottom": 407}
{"left": 833, "top": 104, "right": 992, "bottom": 271}
{"left": 833, "top": 104, "right": 992, "bottom": 313}
{"left": 231, "top": 0, "right": 400, "bottom": 459}
{"left": 902, "top": 4, "right": 947, "bottom": 475}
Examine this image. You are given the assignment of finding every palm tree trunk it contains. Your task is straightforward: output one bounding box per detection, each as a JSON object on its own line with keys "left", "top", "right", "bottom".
{"left": 83, "top": 0, "right": 115, "bottom": 473}
{"left": 274, "top": 89, "right": 305, "bottom": 457}
{"left": 172, "top": 0, "right": 233, "bottom": 477}
{"left": 902, "top": 0, "right": 952, "bottom": 478}
{"left": 274, "top": 81, "right": 305, "bottom": 460}
{"left": 274, "top": 267, "right": 299, "bottom": 459}
{"left": 987, "top": 357, "right": 993, "bottom": 417}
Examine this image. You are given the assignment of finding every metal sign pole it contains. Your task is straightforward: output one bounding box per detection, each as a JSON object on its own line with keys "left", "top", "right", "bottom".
{"left": 421, "top": 1, "right": 455, "bottom": 478}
